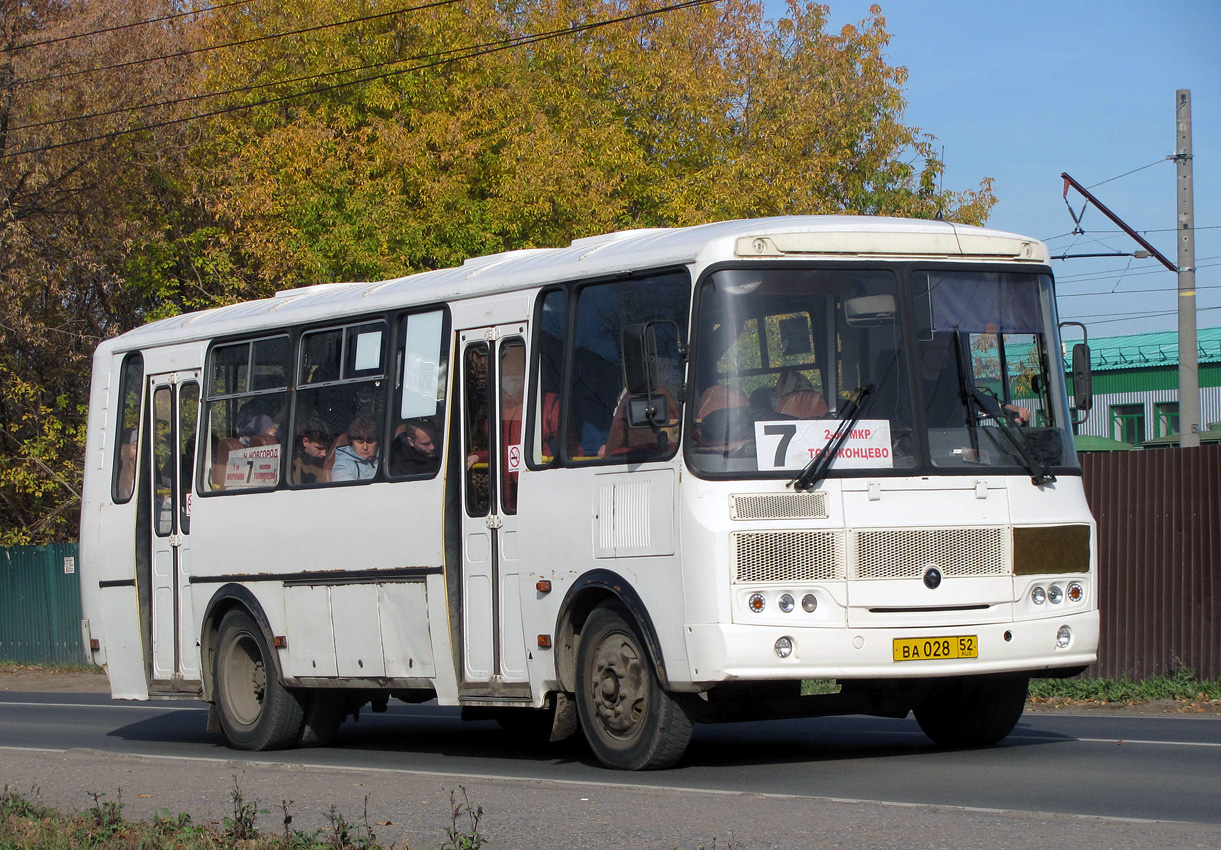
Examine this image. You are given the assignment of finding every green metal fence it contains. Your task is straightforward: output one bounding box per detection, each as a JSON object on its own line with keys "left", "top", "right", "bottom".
{"left": 0, "top": 543, "right": 84, "bottom": 665}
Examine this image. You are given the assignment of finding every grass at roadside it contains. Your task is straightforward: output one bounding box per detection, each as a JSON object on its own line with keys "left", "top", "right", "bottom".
{"left": 1, "top": 781, "right": 488, "bottom": 850}
{"left": 1030, "top": 668, "right": 1221, "bottom": 706}
{"left": 0, "top": 660, "right": 102, "bottom": 675}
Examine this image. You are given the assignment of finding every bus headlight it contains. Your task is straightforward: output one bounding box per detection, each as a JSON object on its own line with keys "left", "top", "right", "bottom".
{"left": 1048, "top": 585, "right": 1064, "bottom": 604}
{"left": 748, "top": 593, "right": 765, "bottom": 613}
{"left": 1030, "top": 586, "right": 1046, "bottom": 605}
{"left": 774, "top": 636, "right": 794, "bottom": 658}
{"left": 1056, "top": 626, "right": 1072, "bottom": 648}
{"left": 778, "top": 593, "right": 795, "bottom": 613}
{"left": 802, "top": 593, "right": 818, "bottom": 613}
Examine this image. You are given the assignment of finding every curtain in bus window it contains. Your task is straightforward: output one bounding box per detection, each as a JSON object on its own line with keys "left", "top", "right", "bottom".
{"left": 928, "top": 272, "right": 1044, "bottom": 333}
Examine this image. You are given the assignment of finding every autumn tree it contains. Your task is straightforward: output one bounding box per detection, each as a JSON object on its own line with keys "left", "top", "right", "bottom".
{"left": 188, "top": 0, "right": 995, "bottom": 289}
{"left": 0, "top": 0, "right": 205, "bottom": 542}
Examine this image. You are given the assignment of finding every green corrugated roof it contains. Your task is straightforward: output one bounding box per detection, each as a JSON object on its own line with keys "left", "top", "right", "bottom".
{"left": 1068, "top": 327, "right": 1221, "bottom": 372}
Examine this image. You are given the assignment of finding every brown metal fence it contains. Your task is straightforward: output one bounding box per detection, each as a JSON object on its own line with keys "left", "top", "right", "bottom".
{"left": 1080, "top": 444, "right": 1221, "bottom": 680}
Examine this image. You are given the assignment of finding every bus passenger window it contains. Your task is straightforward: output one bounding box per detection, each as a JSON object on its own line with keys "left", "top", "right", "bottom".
{"left": 112, "top": 353, "right": 143, "bottom": 504}
{"left": 204, "top": 336, "right": 289, "bottom": 492}
{"left": 531, "top": 289, "right": 567, "bottom": 466}
{"left": 294, "top": 322, "right": 387, "bottom": 486}
{"left": 389, "top": 310, "right": 447, "bottom": 479}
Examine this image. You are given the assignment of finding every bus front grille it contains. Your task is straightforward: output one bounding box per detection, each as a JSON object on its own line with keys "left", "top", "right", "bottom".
{"left": 731, "top": 531, "right": 846, "bottom": 583}
{"left": 852, "top": 527, "right": 1007, "bottom": 580}
{"left": 730, "top": 492, "right": 829, "bottom": 520}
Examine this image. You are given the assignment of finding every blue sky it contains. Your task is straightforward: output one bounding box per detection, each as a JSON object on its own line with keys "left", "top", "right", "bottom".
{"left": 763, "top": 0, "right": 1221, "bottom": 339}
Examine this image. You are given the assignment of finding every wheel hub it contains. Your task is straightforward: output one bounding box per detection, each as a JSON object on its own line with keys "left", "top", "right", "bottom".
{"left": 590, "top": 634, "right": 646, "bottom": 738}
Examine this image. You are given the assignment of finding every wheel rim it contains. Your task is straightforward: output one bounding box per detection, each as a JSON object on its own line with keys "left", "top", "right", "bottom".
{"left": 222, "top": 631, "right": 266, "bottom": 728}
{"left": 588, "top": 628, "right": 647, "bottom": 742}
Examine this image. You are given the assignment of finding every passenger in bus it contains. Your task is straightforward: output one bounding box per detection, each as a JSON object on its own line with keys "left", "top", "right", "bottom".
{"left": 291, "top": 420, "right": 333, "bottom": 485}
{"left": 390, "top": 419, "right": 439, "bottom": 476}
{"left": 330, "top": 416, "right": 380, "bottom": 481}
{"left": 116, "top": 428, "right": 138, "bottom": 500}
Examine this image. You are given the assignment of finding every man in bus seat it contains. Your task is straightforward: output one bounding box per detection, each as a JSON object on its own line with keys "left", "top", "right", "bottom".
{"left": 918, "top": 332, "right": 1030, "bottom": 428}
{"left": 694, "top": 384, "right": 750, "bottom": 421}
{"left": 390, "top": 418, "right": 440, "bottom": 476}
{"left": 291, "top": 419, "right": 333, "bottom": 485}
{"left": 330, "top": 416, "right": 380, "bottom": 481}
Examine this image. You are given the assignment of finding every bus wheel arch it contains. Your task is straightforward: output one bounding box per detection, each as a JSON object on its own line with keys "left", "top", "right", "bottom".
{"left": 200, "top": 584, "right": 278, "bottom": 702}
{"left": 201, "top": 585, "right": 305, "bottom": 751}
{"left": 554, "top": 571, "right": 671, "bottom": 695}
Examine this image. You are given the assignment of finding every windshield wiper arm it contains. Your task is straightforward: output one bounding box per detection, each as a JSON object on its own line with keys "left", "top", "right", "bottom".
{"left": 967, "top": 386, "right": 1056, "bottom": 487}
{"left": 790, "top": 384, "right": 873, "bottom": 492}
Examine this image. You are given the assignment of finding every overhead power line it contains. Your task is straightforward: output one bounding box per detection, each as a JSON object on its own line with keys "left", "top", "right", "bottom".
{"left": 1, "top": 0, "right": 721, "bottom": 160}
{"left": 1, "top": 1, "right": 254, "bottom": 54}
{"left": 11, "top": 0, "right": 464, "bottom": 90}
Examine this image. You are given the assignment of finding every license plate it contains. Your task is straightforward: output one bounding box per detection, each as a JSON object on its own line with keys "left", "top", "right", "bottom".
{"left": 892, "top": 635, "right": 978, "bottom": 662}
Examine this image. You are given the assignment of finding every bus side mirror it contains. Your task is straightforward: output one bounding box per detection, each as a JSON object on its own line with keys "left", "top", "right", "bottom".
{"left": 623, "top": 323, "right": 659, "bottom": 395}
{"left": 1071, "top": 343, "right": 1092, "bottom": 412}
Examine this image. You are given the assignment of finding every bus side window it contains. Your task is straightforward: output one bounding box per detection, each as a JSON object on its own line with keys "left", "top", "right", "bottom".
{"left": 389, "top": 309, "right": 448, "bottom": 479}
{"left": 204, "top": 336, "right": 290, "bottom": 492}
{"left": 112, "top": 352, "right": 144, "bottom": 504}
{"left": 294, "top": 323, "right": 387, "bottom": 486}
{"left": 531, "top": 289, "right": 567, "bottom": 466}
{"left": 567, "top": 272, "right": 689, "bottom": 463}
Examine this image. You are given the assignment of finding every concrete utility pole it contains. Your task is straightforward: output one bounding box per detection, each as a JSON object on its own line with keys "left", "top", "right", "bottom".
{"left": 1175, "top": 89, "right": 1200, "bottom": 447}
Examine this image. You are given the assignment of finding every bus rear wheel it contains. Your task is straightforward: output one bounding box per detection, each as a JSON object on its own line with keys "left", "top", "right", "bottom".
{"left": 914, "top": 676, "right": 1029, "bottom": 747}
{"left": 575, "top": 604, "right": 692, "bottom": 770}
{"left": 214, "top": 609, "right": 304, "bottom": 750}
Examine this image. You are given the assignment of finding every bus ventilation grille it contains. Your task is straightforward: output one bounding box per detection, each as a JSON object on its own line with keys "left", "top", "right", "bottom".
{"left": 731, "top": 531, "right": 846, "bottom": 582}
{"left": 730, "top": 492, "right": 829, "bottom": 520}
{"left": 852, "top": 527, "right": 1007, "bottom": 580}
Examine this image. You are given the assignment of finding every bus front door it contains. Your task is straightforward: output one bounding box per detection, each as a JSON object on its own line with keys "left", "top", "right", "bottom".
{"left": 145, "top": 373, "right": 201, "bottom": 690}
{"left": 458, "top": 327, "right": 530, "bottom": 696}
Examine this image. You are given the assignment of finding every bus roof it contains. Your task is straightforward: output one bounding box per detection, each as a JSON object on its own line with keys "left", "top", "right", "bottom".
{"left": 100, "top": 215, "right": 1049, "bottom": 355}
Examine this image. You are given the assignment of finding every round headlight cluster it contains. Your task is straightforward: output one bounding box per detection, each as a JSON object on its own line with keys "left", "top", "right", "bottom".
{"left": 746, "top": 591, "right": 820, "bottom": 615}
{"left": 1030, "top": 582, "right": 1086, "bottom": 606}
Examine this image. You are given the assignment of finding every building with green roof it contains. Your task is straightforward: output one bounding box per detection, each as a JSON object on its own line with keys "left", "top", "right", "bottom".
{"left": 1070, "top": 326, "right": 1221, "bottom": 446}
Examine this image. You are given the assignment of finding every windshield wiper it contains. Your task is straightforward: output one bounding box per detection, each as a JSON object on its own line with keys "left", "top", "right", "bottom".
{"left": 968, "top": 386, "right": 1056, "bottom": 486}
{"left": 790, "top": 384, "right": 873, "bottom": 492}
{"left": 949, "top": 332, "right": 1053, "bottom": 486}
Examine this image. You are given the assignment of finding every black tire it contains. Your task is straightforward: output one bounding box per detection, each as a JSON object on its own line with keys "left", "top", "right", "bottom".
{"left": 914, "top": 676, "right": 1029, "bottom": 747}
{"left": 575, "top": 604, "right": 693, "bottom": 770}
{"left": 213, "top": 609, "right": 304, "bottom": 750}
{"left": 296, "top": 690, "right": 345, "bottom": 747}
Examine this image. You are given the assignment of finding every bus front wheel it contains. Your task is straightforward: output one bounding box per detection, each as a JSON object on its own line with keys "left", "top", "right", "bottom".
{"left": 213, "top": 609, "right": 304, "bottom": 750}
{"left": 575, "top": 604, "right": 693, "bottom": 770}
{"left": 914, "top": 676, "right": 1029, "bottom": 747}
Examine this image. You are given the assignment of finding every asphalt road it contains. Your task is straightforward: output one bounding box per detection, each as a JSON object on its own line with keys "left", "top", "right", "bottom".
{"left": 2, "top": 692, "right": 1220, "bottom": 849}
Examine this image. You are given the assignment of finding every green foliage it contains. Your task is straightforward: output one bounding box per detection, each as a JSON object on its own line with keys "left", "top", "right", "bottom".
{"left": 441, "top": 787, "right": 484, "bottom": 850}
{"left": 0, "top": 0, "right": 998, "bottom": 540}
{"left": 0, "top": 785, "right": 488, "bottom": 850}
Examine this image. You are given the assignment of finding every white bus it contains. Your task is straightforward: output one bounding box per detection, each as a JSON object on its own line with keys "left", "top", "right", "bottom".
{"left": 79, "top": 216, "right": 1098, "bottom": 770}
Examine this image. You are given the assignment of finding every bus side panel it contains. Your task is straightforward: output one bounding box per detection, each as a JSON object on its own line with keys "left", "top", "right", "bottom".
{"left": 515, "top": 463, "right": 693, "bottom": 693}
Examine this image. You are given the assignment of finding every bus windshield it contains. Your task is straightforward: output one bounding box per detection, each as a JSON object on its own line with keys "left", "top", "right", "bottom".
{"left": 687, "top": 266, "right": 1076, "bottom": 479}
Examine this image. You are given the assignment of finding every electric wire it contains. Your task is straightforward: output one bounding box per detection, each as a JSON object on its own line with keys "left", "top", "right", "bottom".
{"left": 1, "top": 0, "right": 720, "bottom": 160}
{"left": 1, "top": 1, "right": 254, "bottom": 54}
{"left": 10, "top": 0, "right": 464, "bottom": 90}
{"left": 1085, "top": 158, "right": 1168, "bottom": 190}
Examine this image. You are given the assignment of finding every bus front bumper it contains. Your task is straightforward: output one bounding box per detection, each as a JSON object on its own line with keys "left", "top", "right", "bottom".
{"left": 683, "top": 611, "right": 1099, "bottom": 684}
